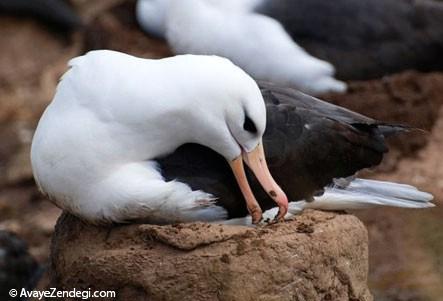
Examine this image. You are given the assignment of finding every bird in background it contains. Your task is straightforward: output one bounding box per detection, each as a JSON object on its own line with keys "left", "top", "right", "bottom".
{"left": 31, "top": 51, "right": 433, "bottom": 226}
{"left": 257, "top": 0, "right": 443, "bottom": 80}
{"left": 137, "top": 0, "right": 443, "bottom": 80}
{"left": 0, "top": 231, "right": 43, "bottom": 301}
{"left": 136, "top": 0, "right": 346, "bottom": 96}
{"left": 0, "top": 0, "right": 81, "bottom": 32}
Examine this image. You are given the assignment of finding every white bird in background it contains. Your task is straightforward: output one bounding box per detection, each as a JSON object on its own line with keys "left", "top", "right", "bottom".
{"left": 136, "top": 0, "right": 264, "bottom": 38}
{"left": 136, "top": 0, "right": 347, "bottom": 96}
{"left": 31, "top": 50, "right": 288, "bottom": 224}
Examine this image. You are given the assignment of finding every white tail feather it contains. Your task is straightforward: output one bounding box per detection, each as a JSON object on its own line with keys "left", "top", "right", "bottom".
{"left": 221, "top": 178, "right": 434, "bottom": 226}
{"left": 295, "top": 178, "right": 435, "bottom": 213}
{"left": 345, "top": 179, "right": 433, "bottom": 202}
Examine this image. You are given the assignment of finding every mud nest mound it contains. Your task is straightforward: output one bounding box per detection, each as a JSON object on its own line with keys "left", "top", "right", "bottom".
{"left": 50, "top": 210, "right": 372, "bottom": 301}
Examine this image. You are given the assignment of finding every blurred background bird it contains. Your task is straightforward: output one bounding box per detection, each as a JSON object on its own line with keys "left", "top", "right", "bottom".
{"left": 136, "top": 0, "right": 443, "bottom": 81}
{"left": 258, "top": 0, "right": 443, "bottom": 80}
{"left": 0, "top": 0, "right": 81, "bottom": 32}
{"left": 136, "top": 0, "right": 347, "bottom": 95}
{"left": 0, "top": 231, "right": 42, "bottom": 301}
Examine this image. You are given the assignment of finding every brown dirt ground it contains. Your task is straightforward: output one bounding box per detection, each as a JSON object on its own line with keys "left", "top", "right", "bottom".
{"left": 0, "top": 1, "right": 442, "bottom": 300}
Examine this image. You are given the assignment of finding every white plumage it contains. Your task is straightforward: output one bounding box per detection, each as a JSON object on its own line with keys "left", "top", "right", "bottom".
{"left": 31, "top": 50, "right": 279, "bottom": 224}
{"left": 136, "top": 0, "right": 347, "bottom": 95}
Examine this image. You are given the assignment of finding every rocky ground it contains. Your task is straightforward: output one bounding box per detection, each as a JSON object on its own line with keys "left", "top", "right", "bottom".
{"left": 0, "top": 1, "right": 442, "bottom": 300}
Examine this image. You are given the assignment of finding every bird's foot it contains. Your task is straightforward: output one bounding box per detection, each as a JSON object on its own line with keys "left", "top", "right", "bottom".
{"left": 271, "top": 209, "right": 286, "bottom": 224}
{"left": 272, "top": 199, "right": 288, "bottom": 222}
{"left": 248, "top": 205, "right": 263, "bottom": 224}
{"left": 268, "top": 216, "right": 284, "bottom": 224}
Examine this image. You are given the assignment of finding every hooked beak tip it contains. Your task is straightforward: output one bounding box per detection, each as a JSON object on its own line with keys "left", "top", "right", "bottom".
{"left": 242, "top": 143, "right": 289, "bottom": 217}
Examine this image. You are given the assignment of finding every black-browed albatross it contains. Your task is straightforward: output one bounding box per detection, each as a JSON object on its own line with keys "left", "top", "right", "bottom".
{"left": 31, "top": 50, "right": 288, "bottom": 225}
{"left": 30, "top": 50, "right": 433, "bottom": 226}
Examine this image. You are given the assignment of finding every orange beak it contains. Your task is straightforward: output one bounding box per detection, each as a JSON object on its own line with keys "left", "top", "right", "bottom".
{"left": 229, "top": 142, "right": 289, "bottom": 224}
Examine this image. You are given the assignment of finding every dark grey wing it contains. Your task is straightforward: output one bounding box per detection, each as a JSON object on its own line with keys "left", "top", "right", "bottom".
{"left": 259, "top": 81, "right": 375, "bottom": 124}
{"left": 259, "top": 82, "right": 411, "bottom": 137}
{"left": 159, "top": 86, "right": 410, "bottom": 219}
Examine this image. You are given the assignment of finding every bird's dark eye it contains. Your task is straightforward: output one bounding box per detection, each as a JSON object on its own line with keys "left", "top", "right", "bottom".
{"left": 243, "top": 114, "right": 257, "bottom": 134}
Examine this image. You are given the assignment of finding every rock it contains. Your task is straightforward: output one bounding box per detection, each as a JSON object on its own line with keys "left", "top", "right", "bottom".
{"left": 50, "top": 210, "right": 372, "bottom": 301}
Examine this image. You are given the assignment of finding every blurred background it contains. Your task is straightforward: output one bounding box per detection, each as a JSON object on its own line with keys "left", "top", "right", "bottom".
{"left": 0, "top": 0, "right": 442, "bottom": 300}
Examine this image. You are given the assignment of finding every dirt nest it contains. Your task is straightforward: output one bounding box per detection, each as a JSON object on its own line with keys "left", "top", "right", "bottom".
{"left": 50, "top": 210, "right": 372, "bottom": 301}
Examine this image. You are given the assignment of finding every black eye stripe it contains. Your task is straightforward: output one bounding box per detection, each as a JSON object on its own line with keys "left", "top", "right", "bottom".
{"left": 243, "top": 114, "right": 257, "bottom": 134}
